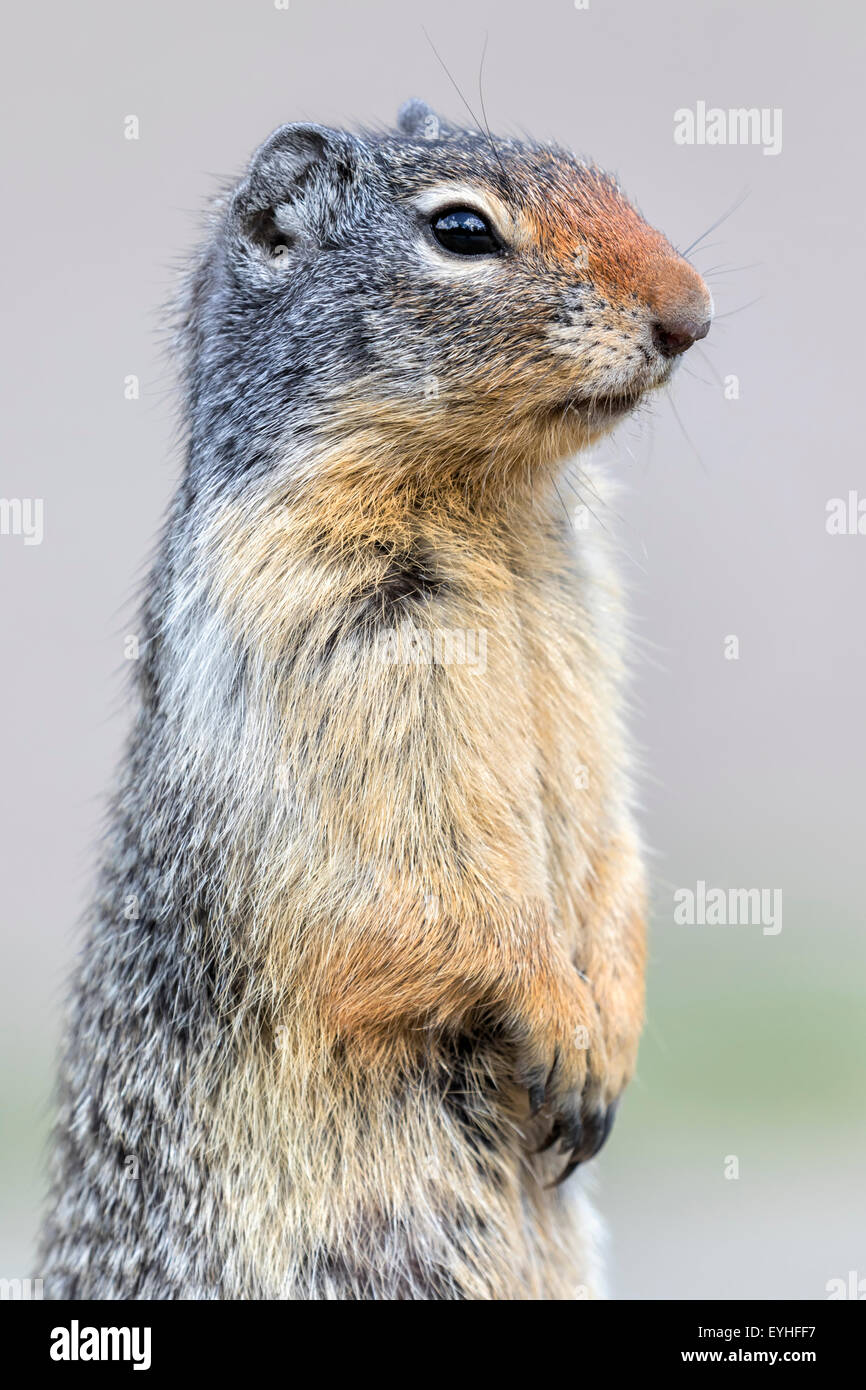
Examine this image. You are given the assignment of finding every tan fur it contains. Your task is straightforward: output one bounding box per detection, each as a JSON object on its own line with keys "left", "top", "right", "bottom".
{"left": 195, "top": 420, "right": 645, "bottom": 1298}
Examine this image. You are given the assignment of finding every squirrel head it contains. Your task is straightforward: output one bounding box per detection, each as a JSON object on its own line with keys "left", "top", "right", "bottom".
{"left": 182, "top": 103, "right": 712, "bottom": 494}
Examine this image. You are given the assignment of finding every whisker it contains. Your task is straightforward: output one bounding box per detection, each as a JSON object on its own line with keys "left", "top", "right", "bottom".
{"left": 701, "top": 261, "right": 761, "bottom": 277}
{"left": 477, "top": 33, "right": 517, "bottom": 200}
{"left": 681, "top": 365, "right": 714, "bottom": 388}
{"left": 686, "top": 240, "right": 725, "bottom": 258}
{"left": 665, "top": 388, "right": 707, "bottom": 474}
{"left": 713, "top": 296, "right": 762, "bottom": 319}
{"left": 680, "top": 188, "right": 750, "bottom": 258}
{"left": 421, "top": 27, "right": 516, "bottom": 200}
{"left": 551, "top": 476, "right": 572, "bottom": 528}
{"left": 693, "top": 344, "right": 725, "bottom": 388}
{"left": 560, "top": 456, "right": 650, "bottom": 573}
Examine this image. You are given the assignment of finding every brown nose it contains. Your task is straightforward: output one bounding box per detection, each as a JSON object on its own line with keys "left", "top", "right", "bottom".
{"left": 653, "top": 313, "right": 711, "bottom": 358}
{"left": 647, "top": 259, "right": 713, "bottom": 358}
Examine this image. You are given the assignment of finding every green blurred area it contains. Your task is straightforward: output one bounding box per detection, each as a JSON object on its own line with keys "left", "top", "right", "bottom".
{"left": 599, "top": 897, "right": 866, "bottom": 1299}
{"left": 638, "top": 899, "right": 865, "bottom": 1128}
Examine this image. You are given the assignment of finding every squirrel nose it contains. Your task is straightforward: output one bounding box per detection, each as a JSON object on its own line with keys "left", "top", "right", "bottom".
{"left": 646, "top": 259, "right": 713, "bottom": 359}
{"left": 652, "top": 312, "right": 711, "bottom": 358}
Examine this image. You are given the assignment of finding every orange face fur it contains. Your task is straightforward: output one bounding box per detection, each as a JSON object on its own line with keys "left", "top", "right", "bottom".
{"left": 276, "top": 144, "right": 715, "bottom": 489}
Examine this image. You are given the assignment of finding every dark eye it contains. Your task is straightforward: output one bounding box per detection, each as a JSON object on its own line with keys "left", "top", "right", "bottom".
{"left": 431, "top": 207, "right": 501, "bottom": 256}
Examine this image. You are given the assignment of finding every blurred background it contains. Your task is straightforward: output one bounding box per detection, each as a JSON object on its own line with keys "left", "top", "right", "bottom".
{"left": 1, "top": 0, "right": 863, "bottom": 1298}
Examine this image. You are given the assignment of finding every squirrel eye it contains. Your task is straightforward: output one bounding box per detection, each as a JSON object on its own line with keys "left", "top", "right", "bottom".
{"left": 431, "top": 208, "right": 501, "bottom": 256}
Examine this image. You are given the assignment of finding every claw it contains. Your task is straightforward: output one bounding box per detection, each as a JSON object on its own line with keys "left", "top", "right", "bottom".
{"left": 548, "top": 1153, "right": 581, "bottom": 1188}
{"left": 545, "top": 1099, "right": 621, "bottom": 1184}
{"left": 528, "top": 1083, "right": 545, "bottom": 1117}
{"left": 545, "top": 1047, "right": 561, "bottom": 1092}
{"left": 579, "top": 1097, "right": 619, "bottom": 1162}
{"left": 534, "top": 1121, "right": 563, "bottom": 1154}
{"left": 600, "top": 1098, "right": 619, "bottom": 1148}
{"left": 575, "top": 1109, "right": 605, "bottom": 1162}
{"left": 558, "top": 1115, "right": 583, "bottom": 1153}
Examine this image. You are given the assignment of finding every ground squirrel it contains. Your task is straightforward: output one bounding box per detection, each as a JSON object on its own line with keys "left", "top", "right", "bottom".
{"left": 39, "top": 99, "right": 712, "bottom": 1300}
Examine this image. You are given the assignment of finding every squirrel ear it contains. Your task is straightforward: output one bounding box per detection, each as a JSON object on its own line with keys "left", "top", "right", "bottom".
{"left": 397, "top": 99, "right": 450, "bottom": 140}
{"left": 228, "top": 123, "right": 358, "bottom": 258}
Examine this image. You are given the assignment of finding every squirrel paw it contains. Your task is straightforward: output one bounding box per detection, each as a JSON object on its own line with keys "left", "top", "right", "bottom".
{"left": 536, "top": 1095, "right": 620, "bottom": 1185}
{"left": 511, "top": 971, "right": 623, "bottom": 1184}
{"left": 508, "top": 956, "right": 636, "bottom": 1184}
{"left": 519, "top": 1057, "right": 619, "bottom": 1185}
